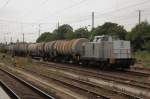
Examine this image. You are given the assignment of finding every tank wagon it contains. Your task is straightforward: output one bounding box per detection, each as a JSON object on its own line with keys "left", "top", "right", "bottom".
{"left": 5, "top": 43, "right": 28, "bottom": 56}
{"left": 15, "top": 43, "right": 28, "bottom": 56}
{"left": 5, "top": 44, "right": 15, "bottom": 54}
{"left": 28, "top": 43, "right": 37, "bottom": 57}
{"left": 49, "top": 38, "right": 89, "bottom": 62}
{"left": 4, "top": 35, "right": 135, "bottom": 69}
{"left": 44, "top": 41, "right": 56, "bottom": 60}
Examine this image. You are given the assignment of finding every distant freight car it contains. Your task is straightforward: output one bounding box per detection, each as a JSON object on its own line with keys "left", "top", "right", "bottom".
{"left": 5, "top": 43, "right": 28, "bottom": 56}
{"left": 5, "top": 44, "right": 15, "bottom": 54}
{"left": 15, "top": 43, "right": 28, "bottom": 56}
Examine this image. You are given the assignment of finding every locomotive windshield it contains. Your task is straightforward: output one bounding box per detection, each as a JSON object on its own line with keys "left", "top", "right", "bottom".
{"left": 93, "top": 35, "right": 113, "bottom": 42}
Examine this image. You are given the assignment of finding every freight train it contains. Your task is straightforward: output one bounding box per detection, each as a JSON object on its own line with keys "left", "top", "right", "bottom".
{"left": 5, "top": 35, "right": 135, "bottom": 69}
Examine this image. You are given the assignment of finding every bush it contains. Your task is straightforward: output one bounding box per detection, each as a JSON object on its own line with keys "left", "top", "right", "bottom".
{"left": 133, "top": 51, "right": 150, "bottom": 62}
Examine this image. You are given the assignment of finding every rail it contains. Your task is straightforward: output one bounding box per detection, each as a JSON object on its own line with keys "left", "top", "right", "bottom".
{"left": 36, "top": 61, "right": 149, "bottom": 98}
{"left": 0, "top": 81, "right": 20, "bottom": 99}
{"left": 0, "top": 68, "right": 55, "bottom": 99}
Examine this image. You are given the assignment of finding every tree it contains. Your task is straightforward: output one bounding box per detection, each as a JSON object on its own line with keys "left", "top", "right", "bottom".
{"left": 53, "top": 24, "right": 73, "bottom": 40}
{"left": 36, "top": 32, "right": 55, "bottom": 42}
{"left": 127, "top": 21, "right": 150, "bottom": 51}
{"left": 145, "top": 41, "right": 150, "bottom": 52}
{"left": 73, "top": 27, "right": 89, "bottom": 38}
{"left": 92, "top": 22, "right": 127, "bottom": 39}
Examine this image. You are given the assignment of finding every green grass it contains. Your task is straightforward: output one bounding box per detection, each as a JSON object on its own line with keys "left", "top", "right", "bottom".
{"left": 133, "top": 51, "right": 150, "bottom": 62}
{"left": 133, "top": 51, "right": 150, "bottom": 68}
{"left": 143, "top": 64, "right": 150, "bottom": 68}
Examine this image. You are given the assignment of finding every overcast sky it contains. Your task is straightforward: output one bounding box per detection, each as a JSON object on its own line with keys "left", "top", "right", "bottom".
{"left": 0, "top": 0, "right": 150, "bottom": 43}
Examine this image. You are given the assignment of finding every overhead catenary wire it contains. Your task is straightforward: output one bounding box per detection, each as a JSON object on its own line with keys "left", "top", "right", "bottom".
{"left": 73, "top": 0, "right": 150, "bottom": 24}
{"left": 0, "top": 18, "right": 57, "bottom": 26}
{"left": 64, "top": 7, "right": 150, "bottom": 26}
{"left": 96, "top": 0, "right": 150, "bottom": 16}
{"left": 52, "top": 0, "right": 150, "bottom": 27}
{"left": 0, "top": 0, "right": 11, "bottom": 9}
{"left": 65, "top": 11, "right": 150, "bottom": 31}
{"left": 1, "top": 11, "right": 150, "bottom": 38}
{"left": 39, "top": 0, "right": 150, "bottom": 24}
{"left": 0, "top": 10, "right": 150, "bottom": 29}
{"left": 1, "top": 0, "right": 150, "bottom": 43}
{"left": 37, "top": 0, "right": 88, "bottom": 21}
{"left": 20, "top": 0, "right": 50, "bottom": 18}
{"left": 0, "top": 0, "right": 150, "bottom": 26}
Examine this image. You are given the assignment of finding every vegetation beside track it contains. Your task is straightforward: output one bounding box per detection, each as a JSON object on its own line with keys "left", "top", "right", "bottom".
{"left": 0, "top": 51, "right": 150, "bottom": 69}
{"left": 0, "top": 52, "right": 34, "bottom": 67}
{"left": 133, "top": 51, "right": 150, "bottom": 68}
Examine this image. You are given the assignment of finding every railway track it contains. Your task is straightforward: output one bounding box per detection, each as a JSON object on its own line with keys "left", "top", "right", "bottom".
{"left": 0, "top": 68, "right": 54, "bottom": 99}
{"left": 0, "top": 81, "right": 19, "bottom": 99}
{"left": 1, "top": 57, "right": 149, "bottom": 99}
{"left": 130, "top": 66, "right": 150, "bottom": 76}
{"left": 18, "top": 65, "right": 140, "bottom": 99}
{"left": 34, "top": 61, "right": 150, "bottom": 98}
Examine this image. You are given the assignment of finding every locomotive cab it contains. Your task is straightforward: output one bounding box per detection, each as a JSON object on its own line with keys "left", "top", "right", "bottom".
{"left": 93, "top": 35, "right": 112, "bottom": 42}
